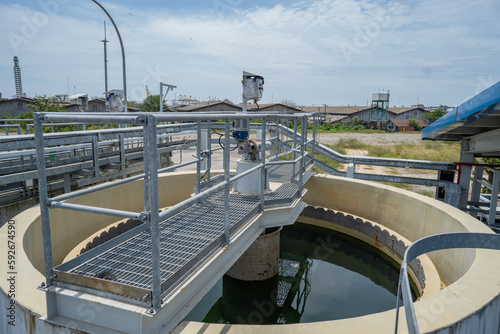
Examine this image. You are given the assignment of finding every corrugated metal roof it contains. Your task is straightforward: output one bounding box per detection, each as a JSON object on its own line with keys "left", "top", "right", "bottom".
{"left": 175, "top": 100, "right": 241, "bottom": 112}
{"left": 422, "top": 81, "right": 500, "bottom": 141}
{"left": 301, "top": 106, "right": 370, "bottom": 115}
{"left": 389, "top": 118, "right": 428, "bottom": 127}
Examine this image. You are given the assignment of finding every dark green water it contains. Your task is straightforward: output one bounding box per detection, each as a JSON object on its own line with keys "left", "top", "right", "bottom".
{"left": 184, "top": 223, "right": 414, "bottom": 324}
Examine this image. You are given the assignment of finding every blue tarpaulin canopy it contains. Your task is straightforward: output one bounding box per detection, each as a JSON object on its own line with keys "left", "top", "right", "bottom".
{"left": 422, "top": 81, "right": 500, "bottom": 141}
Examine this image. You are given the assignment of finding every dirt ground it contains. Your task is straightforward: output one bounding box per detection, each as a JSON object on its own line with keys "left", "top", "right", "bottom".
{"left": 170, "top": 131, "right": 436, "bottom": 197}
{"left": 316, "top": 132, "right": 424, "bottom": 146}
{"left": 316, "top": 132, "right": 436, "bottom": 196}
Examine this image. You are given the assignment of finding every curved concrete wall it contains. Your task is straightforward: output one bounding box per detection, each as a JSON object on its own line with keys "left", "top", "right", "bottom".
{"left": 1, "top": 172, "right": 499, "bottom": 334}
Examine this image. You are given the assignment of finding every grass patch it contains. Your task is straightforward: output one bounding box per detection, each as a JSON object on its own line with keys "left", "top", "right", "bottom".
{"left": 416, "top": 189, "right": 435, "bottom": 198}
{"left": 365, "top": 141, "right": 460, "bottom": 162}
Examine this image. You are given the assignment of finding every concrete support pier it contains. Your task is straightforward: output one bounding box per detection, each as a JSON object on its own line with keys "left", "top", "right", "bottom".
{"left": 226, "top": 226, "right": 282, "bottom": 281}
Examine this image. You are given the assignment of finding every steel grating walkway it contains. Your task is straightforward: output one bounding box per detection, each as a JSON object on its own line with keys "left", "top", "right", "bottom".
{"left": 53, "top": 163, "right": 309, "bottom": 304}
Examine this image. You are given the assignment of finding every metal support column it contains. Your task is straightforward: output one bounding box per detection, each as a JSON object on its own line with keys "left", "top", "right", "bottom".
{"left": 311, "top": 113, "right": 317, "bottom": 166}
{"left": 260, "top": 118, "right": 267, "bottom": 211}
{"left": 63, "top": 173, "right": 71, "bottom": 193}
{"left": 292, "top": 119, "right": 297, "bottom": 177}
{"left": 147, "top": 115, "right": 161, "bottom": 310}
{"left": 459, "top": 139, "right": 474, "bottom": 210}
{"left": 299, "top": 117, "right": 305, "bottom": 198}
{"left": 470, "top": 167, "right": 483, "bottom": 206}
{"left": 92, "top": 136, "right": 100, "bottom": 177}
{"left": 489, "top": 170, "right": 500, "bottom": 226}
{"left": 143, "top": 122, "right": 150, "bottom": 212}
{"left": 34, "top": 115, "right": 57, "bottom": 318}
{"left": 196, "top": 120, "right": 202, "bottom": 194}
{"left": 119, "top": 134, "right": 125, "bottom": 178}
{"left": 207, "top": 120, "right": 212, "bottom": 182}
{"left": 270, "top": 123, "right": 277, "bottom": 158}
{"left": 200, "top": 129, "right": 209, "bottom": 171}
{"left": 224, "top": 120, "right": 231, "bottom": 245}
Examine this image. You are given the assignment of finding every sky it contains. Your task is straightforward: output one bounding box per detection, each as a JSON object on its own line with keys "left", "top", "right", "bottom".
{"left": 0, "top": 0, "right": 499, "bottom": 107}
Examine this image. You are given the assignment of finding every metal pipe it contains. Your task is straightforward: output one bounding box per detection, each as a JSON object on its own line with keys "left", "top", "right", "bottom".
{"left": 224, "top": 120, "right": 231, "bottom": 245}
{"left": 260, "top": 118, "right": 266, "bottom": 211}
{"left": 39, "top": 112, "right": 312, "bottom": 123}
{"left": 34, "top": 116, "right": 55, "bottom": 289}
{"left": 41, "top": 114, "right": 143, "bottom": 124}
{"left": 92, "top": 136, "right": 99, "bottom": 177}
{"left": 147, "top": 115, "right": 162, "bottom": 310}
{"left": 143, "top": 121, "right": 150, "bottom": 212}
{"left": 49, "top": 201, "right": 141, "bottom": 220}
{"left": 91, "top": 0, "right": 127, "bottom": 112}
{"left": 207, "top": 120, "right": 212, "bottom": 182}
{"left": 119, "top": 133, "right": 125, "bottom": 174}
{"left": 311, "top": 113, "right": 317, "bottom": 163}
{"left": 196, "top": 120, "right": 201, "bottom": 194}
{"left": 299, "top": 117, "right": 305, "bottom": 194}
{"left": 157, "top": 158, "right": 198, "bottom": 173}
{"left": 50, "top": 172, "right": 146, "bottom": 202}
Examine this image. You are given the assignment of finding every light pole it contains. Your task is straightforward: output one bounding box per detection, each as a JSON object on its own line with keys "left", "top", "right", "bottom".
{"left": 92, "top": 0, "right": 127, "bottom": 112}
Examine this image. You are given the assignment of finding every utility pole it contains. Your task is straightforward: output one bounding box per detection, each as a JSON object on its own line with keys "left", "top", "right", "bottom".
{"left": 101, "top": 21, "right": 109, "bottom": 99}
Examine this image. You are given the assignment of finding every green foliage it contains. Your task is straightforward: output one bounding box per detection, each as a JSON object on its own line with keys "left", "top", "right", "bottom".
{"left": 333, "top": 137, "right": 367, "bottom": 150}
{"left": 353, "top": 116, "right": 359, "bottom": 125}
{"left": 281, "top": 99, "right": 297, "bottom": 107}
{"left": 140, "top": 95, "right": 166, "bottom": 112}
{"left": 423, "top": 109, "right": 446, "bottom": 123}
{"left": 367, "top": 141, "right": 460, "bottom": 161}
{"left": 51, "top": 94, "right": 68, "bottom": 102}
{"left": 28, "top": 95, "right": 66, "bottom": 114}
{"left": 16, "top": 95, "right": 66, "bottom": 132}
{"left": 408, "top": 118, "right": 421, "bottom": 131}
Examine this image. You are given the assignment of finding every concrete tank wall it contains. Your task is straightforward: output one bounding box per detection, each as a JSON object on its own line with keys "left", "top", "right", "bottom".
{"left": 1, "top": 172, "right": 499, "bottom": 334}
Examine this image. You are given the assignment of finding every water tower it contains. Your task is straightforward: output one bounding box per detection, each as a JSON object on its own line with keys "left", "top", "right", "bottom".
{"left": 370, "top": 90, "right": 390, "bottom": 129}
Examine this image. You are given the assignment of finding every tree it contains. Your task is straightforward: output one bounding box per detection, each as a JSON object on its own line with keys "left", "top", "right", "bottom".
{"left": 51, "top": 94, "right": 68, "bottom": 102}
{"left": 353, "top": 116, "right": 359, "bottom": 126}
{"left": 408, "top": 118, "right": 421, "bottom": 131}
{"left": 140, "top": 95, "right": 166, "bottom": 112}
{"left": 19, "top": 95, "right": 66, "bottom": 132}
{"left": 281, "top": 99, "right": 298, "bottom": 108}
{"left": 423, "top": 109, "right": 446, "bottom": 123}
{"left": 28, "top": 95, "right": 66, "bottom": 114}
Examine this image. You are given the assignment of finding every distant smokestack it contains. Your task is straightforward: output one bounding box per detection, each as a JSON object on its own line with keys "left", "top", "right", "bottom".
{"left": 13, "top": 56, "right": 23, "bottom": 98}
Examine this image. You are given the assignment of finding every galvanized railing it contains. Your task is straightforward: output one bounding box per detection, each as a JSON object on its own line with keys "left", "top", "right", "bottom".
{"left": 34, "top": 111, "right": 314, "bottom": 310}
{"left": 465, "top": 163, "right": 500, "bottom": 226}
{"left": 277, "top": 124, "right": 462, "bottom": 207}
{"left": 394, "top": 232, "right": 500, "bottom": 334}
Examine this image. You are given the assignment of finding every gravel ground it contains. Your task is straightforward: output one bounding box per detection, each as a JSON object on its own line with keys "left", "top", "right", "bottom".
{"left": 316, "top": 132, "right": 423, "bottom": 146}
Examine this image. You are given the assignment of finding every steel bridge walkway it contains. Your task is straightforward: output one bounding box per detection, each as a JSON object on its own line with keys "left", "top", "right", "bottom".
{"left": 50, "top": 163, "right": 309, "bottom": 333}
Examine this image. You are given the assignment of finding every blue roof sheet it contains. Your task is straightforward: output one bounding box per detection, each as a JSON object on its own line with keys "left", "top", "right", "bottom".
{"left": 422, "top": 81, "right": 500, "bottom": 140}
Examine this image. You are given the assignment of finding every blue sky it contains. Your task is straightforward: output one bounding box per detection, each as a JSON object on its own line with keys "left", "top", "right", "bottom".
{"left": 1, "top": 0, "right": 499, "bottom": 107}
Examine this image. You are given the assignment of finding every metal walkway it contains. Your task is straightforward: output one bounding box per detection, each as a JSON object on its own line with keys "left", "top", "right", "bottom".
{"left": 53, "top": 163, "right": 304, "bottom": 304}
{"left": 33, "top": 112, "right": 313, "bottom": 333}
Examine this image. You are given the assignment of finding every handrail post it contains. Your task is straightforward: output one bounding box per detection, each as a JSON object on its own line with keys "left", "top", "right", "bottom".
{"left": 147, "top": 115, "right": 161, "bottom": 310}
{"left": 223, "top": 119, "right": 231, "bottom": 245}
{"left": 299, "top": 117, "right": 306, "bottom": 197}
{"left": 196, "top": 120, "right": 202, "bottom": 194}
{"left": 260, "top": 118, "right": 267, "bottom": 211}
{"left": 311, "top": 113, "right": 316, "bottom": 167}
{"left": 34, "top": 114, "right": 57, "bottom": 317}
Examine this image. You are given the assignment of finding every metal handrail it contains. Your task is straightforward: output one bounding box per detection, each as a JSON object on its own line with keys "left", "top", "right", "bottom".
{"left": 395, "top": 232, "right": 500, "bottom": 334}
{"left": 33, "top": 111, "right": 314, "bottom": 311}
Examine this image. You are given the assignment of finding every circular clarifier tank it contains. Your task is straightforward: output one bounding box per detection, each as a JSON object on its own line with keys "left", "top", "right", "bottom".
{"left": 184, "top": 223, "right": 417, "bottom": 324}
{"left": 2, "top": 172, "right": 499, "bottom": 334}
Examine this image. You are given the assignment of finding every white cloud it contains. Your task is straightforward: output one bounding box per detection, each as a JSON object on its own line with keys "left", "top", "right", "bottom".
{"left": 0, "top": 0, "right": 499, "bottom": 106}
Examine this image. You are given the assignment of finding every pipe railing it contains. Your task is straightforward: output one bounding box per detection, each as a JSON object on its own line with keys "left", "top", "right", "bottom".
{"left": 33, "top": 111, "right": 314, "bottom": 310}
{"left": 394, "top": 232, "right": 500, "bottom": 334}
